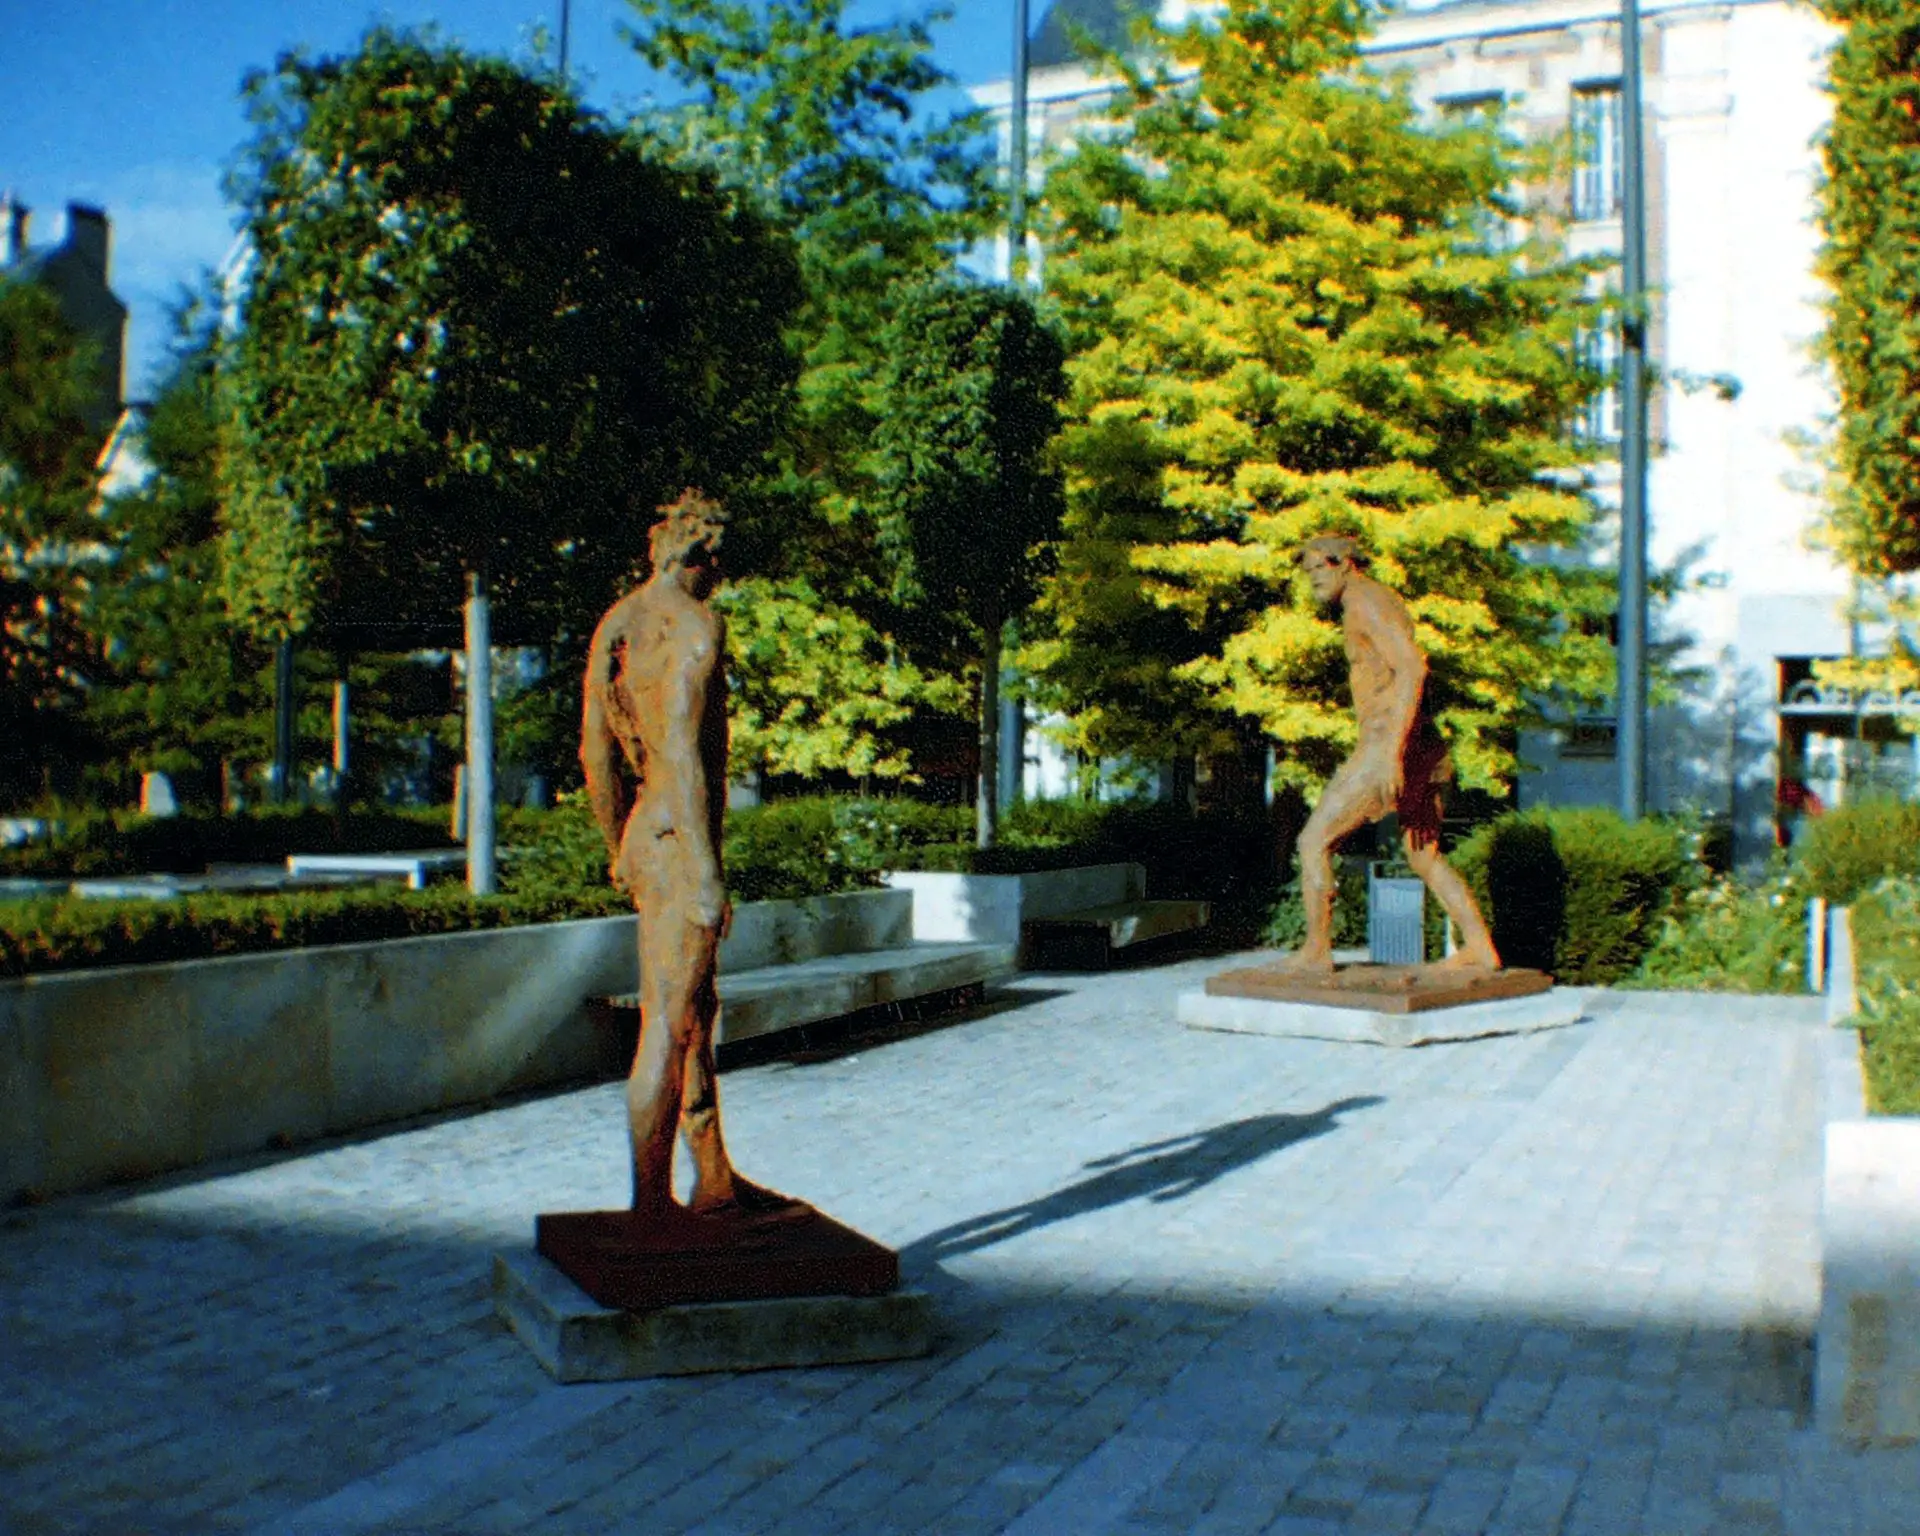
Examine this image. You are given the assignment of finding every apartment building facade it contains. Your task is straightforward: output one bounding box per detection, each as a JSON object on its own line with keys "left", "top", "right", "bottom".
{"left": 975, "top": 0, "right": 1863, "bottom": 863}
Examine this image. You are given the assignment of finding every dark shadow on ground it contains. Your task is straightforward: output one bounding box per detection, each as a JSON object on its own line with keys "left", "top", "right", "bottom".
{"left": 901, "top": 1098, "right": 1384, "bottom": 1264}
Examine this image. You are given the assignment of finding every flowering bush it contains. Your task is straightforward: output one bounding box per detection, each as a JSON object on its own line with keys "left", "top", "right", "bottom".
{"left": 1625, "top": 863, "right": 1809, "bottom": 994}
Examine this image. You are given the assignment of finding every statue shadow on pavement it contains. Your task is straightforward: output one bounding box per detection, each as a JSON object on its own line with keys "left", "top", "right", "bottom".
{"left": 901, "top": 1095, "right": 1384, "bottom": 1266}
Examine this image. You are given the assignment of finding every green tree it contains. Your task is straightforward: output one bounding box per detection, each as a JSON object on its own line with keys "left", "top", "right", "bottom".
{"left": 218, "top": 28, "right": 801, "bottom": 645}
{"left": 0, "top": 277, "right": 106, "bottom": 800}
{"left": 871, "top": 277, "right": 1067, "bottom": 843}
{"left": 623, "top": 0, "right": 999, "bottom": 779}
{"left": 1814, "top": 0, "right": 1920, "bottom": 577}
{"left": 1031, "top": 0, "right": 1613, "bottom": 797}
{"left": 82, "top": 294, "right": 269, "bottom": 794}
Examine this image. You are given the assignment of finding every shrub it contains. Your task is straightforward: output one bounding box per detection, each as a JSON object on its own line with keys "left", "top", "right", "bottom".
{"left": 0, "top": 805, "right": 456, "bottom": 878}
{"left": 1626, "top": 862, "right": 1810, "bottom": 994}
{"left": 1847, "top": 875, "right": 1920, "bottom": 1115}
{"left": 1446, "top": 807, "right": 1696, "bottom": 984}
{"left": 1791, "top": 798, "right": 1920, "bottom": 904}
{"left": 1260, "top": 859, "right": 1370, "bottom": 951}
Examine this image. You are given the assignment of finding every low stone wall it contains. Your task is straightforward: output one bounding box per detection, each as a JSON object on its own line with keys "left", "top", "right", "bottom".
{"left": 882, "top": 863, "right": 1146, "bottom": 948}
{"left": 0, "top": 888, "right": 910, "bottom": 1206}
{"left": 1815, "top": 905, "right": 1920, "bottom": 1446}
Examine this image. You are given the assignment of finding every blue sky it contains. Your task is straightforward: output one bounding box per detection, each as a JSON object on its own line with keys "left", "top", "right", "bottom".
{"left": 0, "top": 0, "right": 1022, "bottom": 399}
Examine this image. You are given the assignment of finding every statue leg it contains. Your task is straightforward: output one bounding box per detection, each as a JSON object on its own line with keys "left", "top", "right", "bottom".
{"left": 627, "top": 894, "right": 703, "bottom": 1221}
{"left": 1275, "top": 763, "right": 1380, "bottom": 976}
{"left": 1398, "top": 751, "right": 1500, "bottom": 971}
{"left": 665, "top": 927, "right": 795, "bottom": 1215}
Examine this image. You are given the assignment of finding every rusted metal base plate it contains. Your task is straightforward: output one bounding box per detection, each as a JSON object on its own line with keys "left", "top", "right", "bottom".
{"left": 1203, "top": 962, "right": 1554, "bottom": 1015}
{"left": 536, "top": 1202, "right": 899, "bottom": 1313}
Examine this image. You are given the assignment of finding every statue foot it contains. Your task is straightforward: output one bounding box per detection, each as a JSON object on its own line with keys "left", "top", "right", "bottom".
{"left": 689, "top": 1174, "right": 800, "bottom": 1216}
{"left": 1268, "top": 949, "right": 1336, "bottom": 979}
{"left": 1431, "top": 946, "right": 1500, "bottom": 973}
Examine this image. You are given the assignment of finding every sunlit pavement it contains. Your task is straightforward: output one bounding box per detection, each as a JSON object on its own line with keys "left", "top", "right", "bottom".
{"left": 2, "top": 953, "right": 1915, "bottom": 1535}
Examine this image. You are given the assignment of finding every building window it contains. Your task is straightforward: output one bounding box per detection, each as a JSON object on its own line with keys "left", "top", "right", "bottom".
{"left": 1576, "top": 320, "right": 1622, "bottom": 443}
{"left": 1438, "top": 93, "right": 1512, "bottom": 250}
{"left": 1571, "top": 84, "right": 1623, "bottom": 222}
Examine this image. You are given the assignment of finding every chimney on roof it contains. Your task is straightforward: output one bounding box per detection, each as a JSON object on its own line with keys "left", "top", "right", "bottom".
{"left": 65, "top": 202, "right": 109, "bottom": 279}
{"left": 0, "top": 192, "right": 27, "bottom": 266}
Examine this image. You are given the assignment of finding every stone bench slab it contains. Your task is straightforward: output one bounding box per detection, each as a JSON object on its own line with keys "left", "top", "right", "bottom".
{"left": 286, "top": 850, "right": 466, "bottom": 890}
{"left": 599, "top": 941, "right": 1016, "bottom": 1047}
{"left": 1026, "top": 898, "right": 1212, "bottom": 950}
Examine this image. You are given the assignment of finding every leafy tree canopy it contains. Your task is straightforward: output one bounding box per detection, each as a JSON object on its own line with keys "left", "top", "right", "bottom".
{"left": 0, "top": 276, "right": 107, "bottom": 798}
{"left": 1814, "top": 0, "right": 1920, "bottom": 577}
{"left": 218, "top": 27, "right": 801, "bottom": 645}
{"left": 1030, "top": 0, "right": 1614, "bottom": 795}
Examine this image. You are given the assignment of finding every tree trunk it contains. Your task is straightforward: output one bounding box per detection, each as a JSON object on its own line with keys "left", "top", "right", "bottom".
{"left": 465, "top": 568, "right": 497, "bottom": 895}
{"left": 976, "top": 620, "right": 1001, "bottom": 849}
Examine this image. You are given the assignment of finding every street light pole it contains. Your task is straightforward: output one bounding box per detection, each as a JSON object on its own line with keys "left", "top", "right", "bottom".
{"left": 1617, "top": 0, "right": 1651, "bottom": 820}
{"left": 559, "top": 0, "right": 571, "bottom": 79}
{"left": 1008, "top": 0, "right": 1030, "bottom": 284}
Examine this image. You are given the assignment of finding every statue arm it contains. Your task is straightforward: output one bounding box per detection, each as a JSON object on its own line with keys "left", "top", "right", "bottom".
{"left": 580, "top": 607, "right": 633, "bottom": 864}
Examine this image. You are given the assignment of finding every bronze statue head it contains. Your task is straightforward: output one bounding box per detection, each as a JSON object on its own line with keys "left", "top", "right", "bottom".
{"left": 1298, "top": 533, "right": 1367, "bottom": 604}
{"left": 648, "top": 489, "right": 728, "bottom": 592}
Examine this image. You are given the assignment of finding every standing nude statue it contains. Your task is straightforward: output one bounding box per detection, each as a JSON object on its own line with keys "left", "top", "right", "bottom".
{"left": 1276, "top": 535, "right": 1501, "bottom": 977}
{"left": 581, "top": 491, "right": 785, "bottom": 1232}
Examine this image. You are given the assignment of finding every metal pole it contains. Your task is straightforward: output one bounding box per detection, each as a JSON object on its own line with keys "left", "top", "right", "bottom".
{"left": 465, "top": 568, "right": 497, "bottom": 895}
{"left": 273, "top": 637, "right": 295, "bottom": 805}
{"left": 1617, "top": 0, "right": 1650, "bottom": 820}
{"left": 558, "top": 0, "right": 571, "bottom": 79}
{"left": 1008, "top": 0, "right": 1029, "bottom": 284}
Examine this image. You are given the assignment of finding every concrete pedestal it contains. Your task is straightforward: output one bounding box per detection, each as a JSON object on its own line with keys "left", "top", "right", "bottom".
{"left": 1178, "top": 986, "right": 1585, "bottom": 1046}
{"left": 1818, "top": 1119, "right": 1920, "bottom": 1445}
{"left": 494, "top": 1249, "right": 938, "bottom": 1382}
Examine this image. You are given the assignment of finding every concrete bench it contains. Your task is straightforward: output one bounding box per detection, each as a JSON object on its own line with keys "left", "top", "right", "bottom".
{"left": 588, "top": 888, "right": 1014, "bottom": 1058}
{"left": 1024, "top": 898, "right": 1212, "bottom": 968}
{"left": 285, "top": 850, "right": 467, "bottom": 890}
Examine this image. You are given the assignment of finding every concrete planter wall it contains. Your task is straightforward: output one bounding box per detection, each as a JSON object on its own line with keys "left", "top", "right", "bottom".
{"left": 1815, "top": 905, "right": 1920, "bottom": 1446}
{"left": 0, "top": 887, "right": 908, "bottom": 1207}
{"left": 882, "top": 863, "right": 1146, "bottom": 948}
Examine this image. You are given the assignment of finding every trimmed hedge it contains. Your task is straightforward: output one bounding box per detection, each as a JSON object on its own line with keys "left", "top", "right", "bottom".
{"left": 1847, "top": 876, "right": 1920, "bottom": 1115}
{"left": 0, "top": 805, "right": 457, "bottom": 878}
{"left": 1444, "top": 807, "right": 1697, "bottom": 984}
{"left": 1792, "top": 798, "right": 1920, "bottom": 905}
{"left": 0, "top": 793, "right": 1284, "bottom": 977}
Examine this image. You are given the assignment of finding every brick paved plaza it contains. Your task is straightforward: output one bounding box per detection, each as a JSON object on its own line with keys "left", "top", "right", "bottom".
{"left": 3, "top": 952, "right": 1916, "bottom": 1535}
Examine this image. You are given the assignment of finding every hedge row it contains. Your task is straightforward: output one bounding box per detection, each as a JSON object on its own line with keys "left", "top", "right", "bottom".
{"left": 1847, "top": 876, "right": 1920, "bottom": 1115}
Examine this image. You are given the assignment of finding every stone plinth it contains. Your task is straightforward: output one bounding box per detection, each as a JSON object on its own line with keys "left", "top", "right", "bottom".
{"left": 1181, "top": 962, "right": 1580, "bottom": 1046}
{"left": 494, "top": 1250, "right": 937, "bottom": 1383}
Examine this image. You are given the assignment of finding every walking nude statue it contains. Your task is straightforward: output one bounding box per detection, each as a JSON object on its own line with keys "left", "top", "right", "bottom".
{"left": 1274, "top": 535, "right": 1501, "bottom": 977}
{"left": 581, "top": 490, "right": 788, "bottom": 1233}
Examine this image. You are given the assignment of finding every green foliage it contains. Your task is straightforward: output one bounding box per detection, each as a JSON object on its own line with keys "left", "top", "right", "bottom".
{"left": 1791, "top": 796, "right": 1920, "bottom": 904}
{"left": 1627, "top": 864, "right": 1809, "bottom": 995}
{"left": 0, "top": 805, "right": 456, "bottom": 878}
{"left": 1446, "top": 808, "right": 1696, "bottom": 983}
{"left": 1850, "top": 875, "right": 1920, "bottom": 1114}
{"left": 623, "top": 0, "right": 998, "bottom": 778}
{"left": 1262, "top": 860, "right": 1370, "bottom": 950}
{"left": 83, "top": 297, "right": 269, "bottom": 785}
{"left": 219, "top": 28, "right": 800, "bottom": 643}
{"left": 718, "top": 575, "right": 966, "bottom": 782}
{"left": 870, "top": 276, "right": 1068, "bottom": 837}
{"left": 0, "top": 276, "right": 106, "bottom": 799}
{"left": 1813, "top": 0, "right": 1920, "bottom": 573}
{"left": 1030, "top": 0, "right": 1612, "bottom": 787}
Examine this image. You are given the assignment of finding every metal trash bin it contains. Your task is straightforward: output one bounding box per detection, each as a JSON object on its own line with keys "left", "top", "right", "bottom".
{"left": 1368, "top": 864, "right": 1426, "bottom": 965}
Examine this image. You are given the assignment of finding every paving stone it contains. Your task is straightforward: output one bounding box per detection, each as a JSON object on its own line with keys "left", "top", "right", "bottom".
{"left": 1, "top": 967, "right": 1909, "bottom": 1534}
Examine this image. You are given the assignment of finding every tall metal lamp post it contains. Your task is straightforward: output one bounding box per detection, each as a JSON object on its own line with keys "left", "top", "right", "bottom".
{"left": 997, "top": 0, "right": 1033, "bottom": 817}
{"left": 1617, "top": 0, "right": 1651, "bottom": 820}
